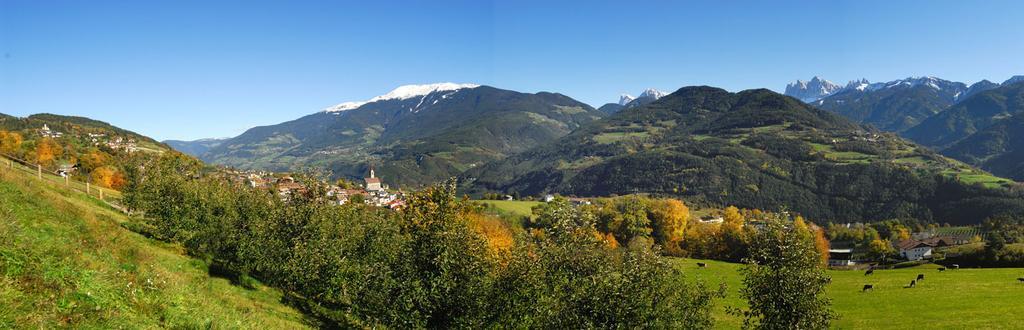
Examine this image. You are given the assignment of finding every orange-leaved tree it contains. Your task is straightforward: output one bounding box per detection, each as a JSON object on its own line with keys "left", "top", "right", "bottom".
{"left": 92, "top": 165, "right": 127, "bottom": 190}
{"left": 0, "top": 130, "right": 23, "bottom": 156}
{"left": 35, "top": 138, "right": 63, "bottom": 166}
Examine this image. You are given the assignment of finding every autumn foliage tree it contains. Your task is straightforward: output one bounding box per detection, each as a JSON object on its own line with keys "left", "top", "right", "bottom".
{"left": 91, "top": 165, "right": 126, "bottom": 189}
{"left": 34, "top": 137, "right": 63, "bottom": 166}
{"left": 648, "top": 198, "right": 689, "bottom": 256}
{"left": 78, "top": 148, "right": 112, "bottom": 174}
{"left": 0, "top": 130, "right": 23, "bottom": 156}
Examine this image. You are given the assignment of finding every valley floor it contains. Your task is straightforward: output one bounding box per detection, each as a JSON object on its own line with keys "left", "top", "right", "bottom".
{"left": 0, "top": 167, "right": 311, "bottom": 328}
{"left": 676, "top": 258, "right": 1024, "bottom": 329}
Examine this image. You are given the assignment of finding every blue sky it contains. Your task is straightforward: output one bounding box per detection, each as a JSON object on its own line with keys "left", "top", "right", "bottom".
{"left": 2, "top": 0, "right": 1023, "bottom": 141}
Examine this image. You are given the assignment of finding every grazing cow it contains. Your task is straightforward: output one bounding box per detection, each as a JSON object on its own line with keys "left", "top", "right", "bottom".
{"left": 908, "top": 280, "right": 916, "bottom": 288}
{"left": 917, "top": 274, "right": 925, "bottom": 281}
{"left": 862, "top": 284, "right": 874, "bottom": 292}
{"left": 1018, "top": 277, "right": 1024, "bottom": 283}
{"left": 938, "top": 267, "right": 946, "bottom": 272}
{"left": 697, "top": 262, "right": 707, "bottom": 268}
{"left": 864, "top": 269, "right": 874, "bottom": 276}
{"left": 952, "top": 264, "right": 960, "bottom": 270}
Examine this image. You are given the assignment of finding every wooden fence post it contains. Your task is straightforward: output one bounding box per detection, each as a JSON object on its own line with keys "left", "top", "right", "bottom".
{"left": 87, "top": 182, "right": 91, "bottom": 194}
{"left": 37, "top": 165, "right": 42, "bottom": 179}
{"left": 99, "top": 188, "right": 104, "bottom": 200}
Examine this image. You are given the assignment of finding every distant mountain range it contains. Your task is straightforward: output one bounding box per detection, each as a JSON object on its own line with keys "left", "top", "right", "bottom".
{"left": 803, "top": 76, "right": 968, "bottom": 132}
{"left": 466, "top": 86, "right": 1023, "bottom": 223}
{"left": 783, "top": 75, "right": 1024, "bottom": 182}
{"left": 152, "top": 78, "right": 1024, "bottom": 224}
{"left": 198, "top": 83, "right": 604, "bottom": 187}
{"left": 162, "top": 138, "right": 229, "bottom": 157}
{"left": 596, "top": 88, "right": 667, "bottom": 114}
{"left": 784, "top": 76, "right": 842, "bottom": 103}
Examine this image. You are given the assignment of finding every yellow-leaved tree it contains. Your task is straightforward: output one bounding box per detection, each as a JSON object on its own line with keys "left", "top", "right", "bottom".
{"left": 648, "top": 198, "right": 689, "bottom": 256}
{"left": 35, "top": 138, "right": 63, "bottom": 166}
{"left": 467, "top": 212, "right": 514, "bottom": 261}
{"left": 719, "top": 206, "right": 748, "bottom": 260}
{"left": 0, "top": 130, "right": 23, "bottom": 156}
{"left": 794, "top": 216, "right": 831, "bottom": 266}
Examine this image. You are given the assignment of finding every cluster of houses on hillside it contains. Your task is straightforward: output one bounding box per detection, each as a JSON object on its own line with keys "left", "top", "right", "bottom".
{"left": 39, "top": 124, "right": 64, "bottom": 138}
{"left": 37, "top": 124, "right": 139, "bottom": 153}
{"left": 104, "top": 136, "right": 139, "bottom": 152}
{"left": 229, "top": 167, "right": 405, "bottom": 209}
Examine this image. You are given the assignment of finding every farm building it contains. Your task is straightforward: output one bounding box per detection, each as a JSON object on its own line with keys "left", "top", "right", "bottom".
{"left": 897, "top": 239, "right": 936, "bottom": 261}
{"left": 828, "top": 248, "right": 854, "bottom": 266}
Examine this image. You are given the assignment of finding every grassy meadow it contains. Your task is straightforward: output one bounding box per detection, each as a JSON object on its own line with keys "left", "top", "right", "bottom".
{"left": 481, "top": 199, "right": 541, "bottom": 218}
{"left": 0, "top": 166, "right": 310, "bottom": 328}
{"left": 676, "top": 258, "right": 1024, "bottom": 329}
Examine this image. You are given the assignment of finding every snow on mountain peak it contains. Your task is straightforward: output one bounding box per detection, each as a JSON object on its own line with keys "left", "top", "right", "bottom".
{"left": 785, "top": 77, "right": 842, "bottom": 102}
{"left": 639, "top": 88, "right": 667, "bottom": 99}
{"left": 618, "top": 94, "right": 636, "bottom": 106}
{"left": 324, "top": 82, "right": 480, "bottom": 113}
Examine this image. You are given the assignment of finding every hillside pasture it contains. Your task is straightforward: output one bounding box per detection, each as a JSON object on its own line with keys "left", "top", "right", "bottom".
{"left": 675, "top": 258, "right": 1024, "bottom": 329}
{"left": 0, "top": 165, "right": 310, "bottom": 328}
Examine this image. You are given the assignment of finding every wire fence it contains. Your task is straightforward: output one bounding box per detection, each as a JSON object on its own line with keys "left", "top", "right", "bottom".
{"left": 0, "top": 152, "right": 128, "bottom": 213}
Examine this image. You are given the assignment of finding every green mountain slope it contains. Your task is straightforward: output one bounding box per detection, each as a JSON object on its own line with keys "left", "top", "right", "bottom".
{"left": 0, "top": 166, "right": 310, "bottom": 328}
{"left": 943, "top": 113, "right": 1024, "bottom": 181}
{"left": 466, "top": 86, "right": 1024, "bottom": 224}
{"left": 904, "top": 82, "right": 1024, "bottom": 149}
{"left": 163, "top": 138, "right": 228, "bottom": 157}
{"left": 203, "top": 85, "right": 605, "bottom": 187}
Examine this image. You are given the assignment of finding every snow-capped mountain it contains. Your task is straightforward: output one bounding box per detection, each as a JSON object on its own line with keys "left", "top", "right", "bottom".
{"left": 623, "top": 88, "right": 667, "bottom": 108}
{"left": 597, "top": 88, "right": 667, "bottom": 114}
{"left": 639, "top": 88, "right": 667, "bottom": 99}
{"left": 812, "top": 76, "right": 968, "bottom": 132}
{"left": 618, "top": 94, "right": 635, "bottom": 106}
{"left": 784, "top": 76, "right": 842, "bottom": 103}
{"left": 324, "top": 82, "right": 480, "bottom": 113}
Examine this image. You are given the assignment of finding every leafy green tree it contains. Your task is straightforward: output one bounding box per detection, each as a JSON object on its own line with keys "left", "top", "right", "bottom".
{"left": 736, "top": 213, "right": 836, "bottom": 329}
{"left": 867, "top": 239, "right": 896, "bottom": 262}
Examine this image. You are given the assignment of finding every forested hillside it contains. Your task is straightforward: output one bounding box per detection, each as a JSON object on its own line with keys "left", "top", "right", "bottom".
{"left": 466, "top": 86, "right": 1024, "bottom": 224}
{"left": 904, "top": 82, "right": 1024, "bottom": 149}
{"left": 943, "top": 113, "right": 1024, "bottom": 181}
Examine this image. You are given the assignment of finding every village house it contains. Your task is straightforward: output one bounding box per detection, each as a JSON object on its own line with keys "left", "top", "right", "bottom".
{"left": 276, "top": 176, "right": 306, "bottom": 199}
{"left": 896, "top": 237, "right": 953, "bottom": 261}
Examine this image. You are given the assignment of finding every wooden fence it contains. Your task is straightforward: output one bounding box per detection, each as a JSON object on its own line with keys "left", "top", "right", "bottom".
{"left": 0, "top": 152, "right": 127, "bottom": 213}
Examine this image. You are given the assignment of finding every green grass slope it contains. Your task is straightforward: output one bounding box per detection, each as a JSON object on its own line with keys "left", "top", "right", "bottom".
{"left": 676, "top": 258, "right": 1024, "bottom": 329}
{"left": 0, "top": 168, "right": 310, "bottom": 328}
